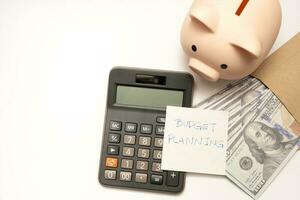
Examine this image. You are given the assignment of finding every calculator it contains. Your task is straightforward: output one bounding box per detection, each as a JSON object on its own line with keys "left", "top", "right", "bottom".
{"left": 99, "top": 67, "right": 193, "bottom": 193}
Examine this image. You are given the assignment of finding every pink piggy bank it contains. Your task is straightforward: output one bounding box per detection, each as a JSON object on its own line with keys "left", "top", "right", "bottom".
{"left": 181, "top": 0, "right": 282, "bottom": 81}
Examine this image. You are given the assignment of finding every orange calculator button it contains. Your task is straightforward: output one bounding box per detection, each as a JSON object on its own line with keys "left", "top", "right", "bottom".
{"left": 105, "top": 157, "right": 118, "bottom": 168}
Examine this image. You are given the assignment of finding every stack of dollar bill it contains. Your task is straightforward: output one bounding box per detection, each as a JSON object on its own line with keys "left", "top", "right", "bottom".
{"left": 195, "top": 76, "right": 300, "bottom": 199}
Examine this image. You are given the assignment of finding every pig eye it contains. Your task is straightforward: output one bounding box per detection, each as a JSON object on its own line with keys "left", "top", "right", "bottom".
{"left": 220, "top": 64, "right": 228, "bottom": 69}
{"left": 191, "top": 45, "right": 197, "bottom": 52}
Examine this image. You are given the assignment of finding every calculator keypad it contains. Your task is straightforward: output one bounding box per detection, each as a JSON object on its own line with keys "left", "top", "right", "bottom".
{"left": 101, "top": 118, "right": 183, "bottom": 192}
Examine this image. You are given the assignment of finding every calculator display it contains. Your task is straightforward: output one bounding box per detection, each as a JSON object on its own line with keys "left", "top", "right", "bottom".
{"left": 115, "top": 85, "right": 183, "bottom": 108}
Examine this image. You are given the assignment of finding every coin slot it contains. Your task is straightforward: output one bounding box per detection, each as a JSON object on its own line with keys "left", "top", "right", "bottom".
{"left": 236, "top": 0, "right": 250, "bottom": 16}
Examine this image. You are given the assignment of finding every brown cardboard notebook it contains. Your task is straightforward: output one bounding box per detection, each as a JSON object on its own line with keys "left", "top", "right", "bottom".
{"left": 252, "top": 33, "right": 300, "bottom": 123}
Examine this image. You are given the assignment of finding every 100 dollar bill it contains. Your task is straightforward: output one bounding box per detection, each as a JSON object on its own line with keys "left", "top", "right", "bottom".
{"left": 195, "top": 77, "right": 300, "bottom": 199}
{"left": 226, "top": 93, "right": 299, "bottom": 199}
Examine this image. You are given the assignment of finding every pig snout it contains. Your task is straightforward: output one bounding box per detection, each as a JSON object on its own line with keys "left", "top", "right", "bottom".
{"left": 188, "top": 58, "right": 220, "bottom": 81}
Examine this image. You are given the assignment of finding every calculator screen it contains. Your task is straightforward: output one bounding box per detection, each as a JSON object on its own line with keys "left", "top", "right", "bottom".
{"left": 115, "top": 85, "right": 183, "bottom": 108}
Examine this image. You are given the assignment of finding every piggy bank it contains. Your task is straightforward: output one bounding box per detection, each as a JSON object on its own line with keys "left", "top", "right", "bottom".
{"left": 181, "top": 0, "right": 282, "bottom": 81}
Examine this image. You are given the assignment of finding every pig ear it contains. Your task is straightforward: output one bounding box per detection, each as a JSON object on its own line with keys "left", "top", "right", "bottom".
{"left": 230, "top": 36, "right": 262, "bottom": 58}
{"left": 189, "top": 6, "right": 218, "bottom": 33}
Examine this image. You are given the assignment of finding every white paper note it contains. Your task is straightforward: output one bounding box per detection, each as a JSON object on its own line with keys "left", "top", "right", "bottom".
{"left": 161, "top": 106, "right": 228, "bottom": 175}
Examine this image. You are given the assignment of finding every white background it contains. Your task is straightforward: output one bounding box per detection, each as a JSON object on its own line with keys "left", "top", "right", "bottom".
{"left": 0, "top": 0, "right": 299, "bottom": 200}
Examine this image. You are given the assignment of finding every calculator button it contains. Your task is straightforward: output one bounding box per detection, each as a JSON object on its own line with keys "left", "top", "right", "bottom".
{"left": 124, "top": 135, "right": 136, "bottom": 145}
{"left": 109, "top": 121, "right": 122, "bottom": 131}
{"left": 120, "top": 171, "right": 132, "bottom": 181}
{"left": 152, "top": 162, "right": 162, "bottom": 172}
{"left": 166, "top": 171, "right": 179, "bottom": 187}
{"left": 121, "top": 159, "right": 134, "bottom": 169}
{"left": 135, "top": 173, "right": 148, "bottom": 183}
{"left": 140, "top": 124, "right": 152, "bottom": 134}
{"left": 107, "top": 146, "right": 119, "bottom": 155}
{"left": 136, "top": 161, "right": 149, "bottom": 171}
{"left": 104, "top": 170, "right": 117, "bottom": 180}
{"left": 122, "top": 147, "right": 135, "bottom": 157}
{"left": 156, "top": 117, "right": 165, "bottom": 124}
{"left": 105, "top": 157, "right": 118, "bottom": 168}
{"left": 150, "top": 175, "right": 163, "bottom": 185}
{"left": 137, "top": 148, "right": 150, "bottom": 159}
{"left": 139, "top": 136, "right": 151, "bottom": 146}
{"left": 108, "top": 133, "right": 121, "bottom": 143}
{"left": 155, "top": 125, "right": 165, "bottom": 135}
{"left": 154, "top": 138, "right": 163, "bottom": 148}
{"left": 125, "top": 122, "right": 137, "bottom": 133}
{"left": 153, "top": 150, "right": 162, "bottom": 160}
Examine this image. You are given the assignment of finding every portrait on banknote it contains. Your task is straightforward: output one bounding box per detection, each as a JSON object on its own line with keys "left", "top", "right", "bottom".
{"left": 243, "top": 121, "right": 299, "bottom": 180}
